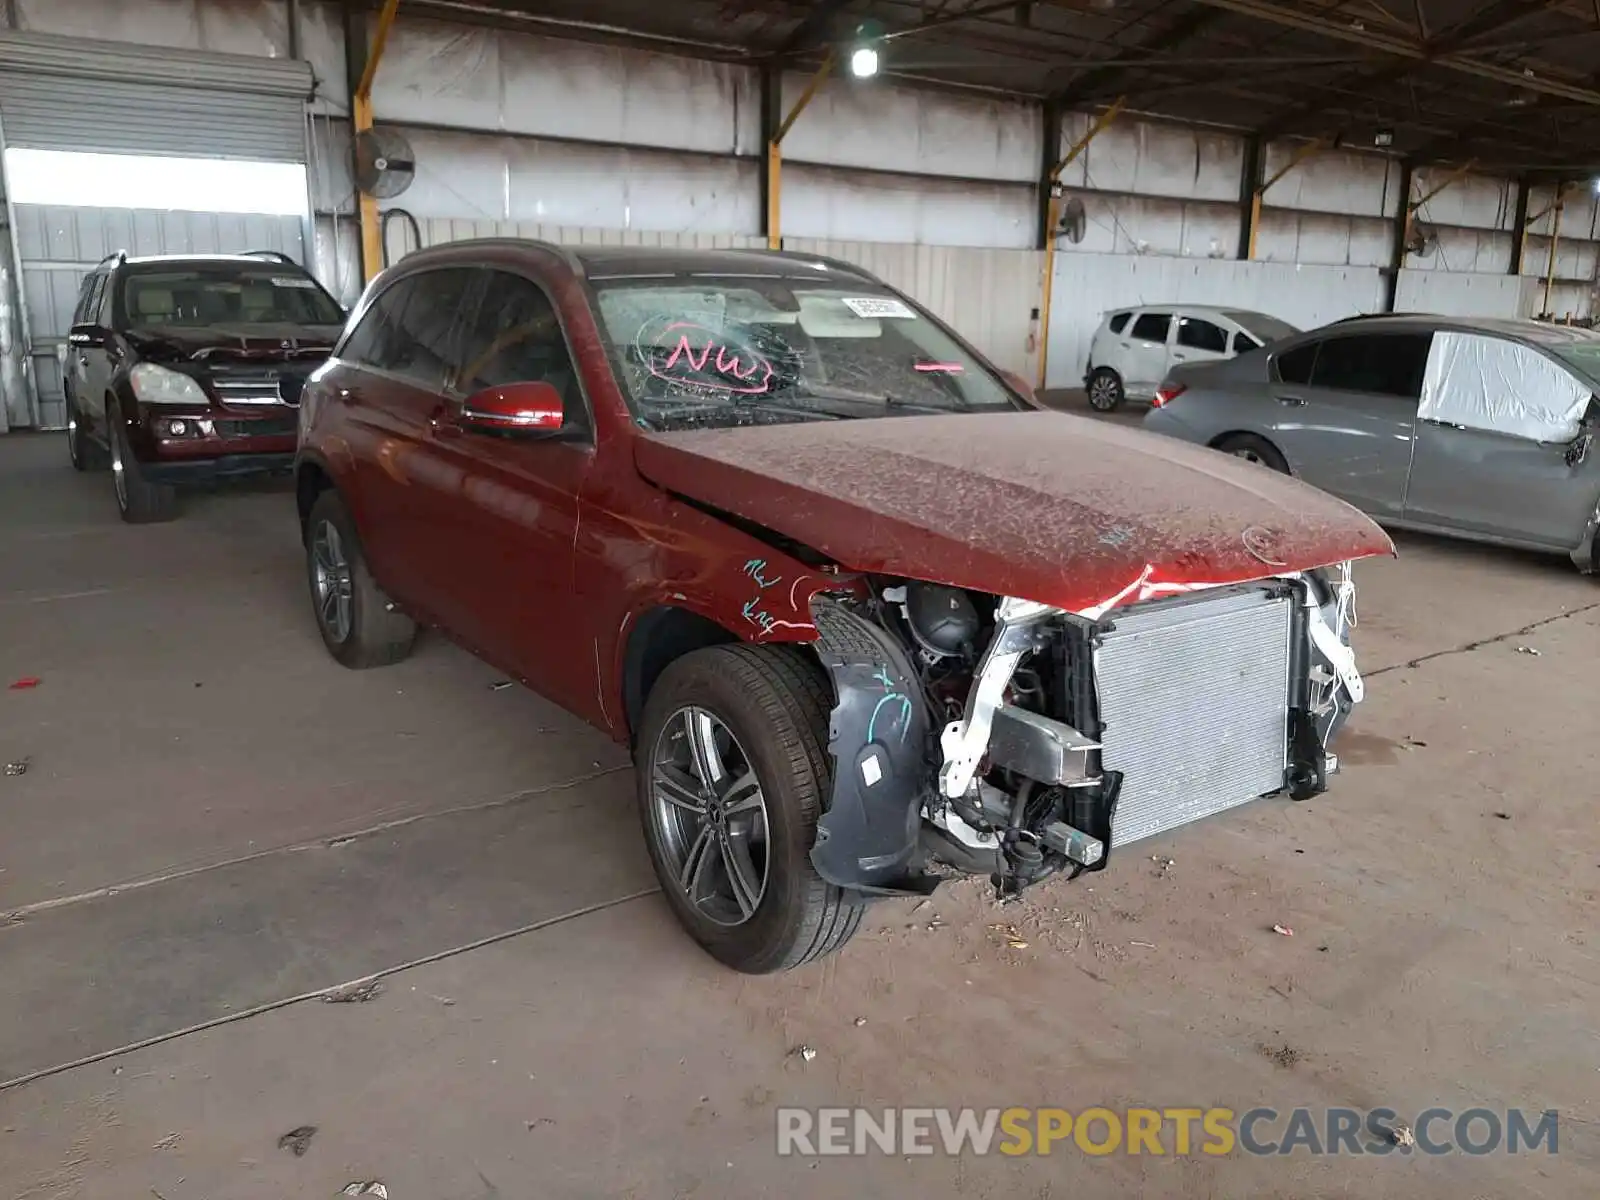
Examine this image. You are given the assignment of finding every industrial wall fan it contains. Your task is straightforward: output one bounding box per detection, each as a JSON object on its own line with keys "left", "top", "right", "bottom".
{"left": 1058, "top": 195, "right": 1088, "bottom": 244}
{"left": 1405, "top": 220, "right": 1439, "bottom": 259}
{"left": 355, "top": 126, "right": 416, "bottom": 200}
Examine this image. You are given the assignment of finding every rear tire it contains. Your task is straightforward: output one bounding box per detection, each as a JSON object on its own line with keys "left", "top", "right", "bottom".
{"left": 1216, "top": 433, "right": 1290, "bottom": 474}
{"left": 1086, "top": 367, "right": 1125, "bottom": 412}
{"left": 108, "top": 410, "right": 178, "bottom": 523}
{"left": 635, "top": 644, "right": 862, "bottom": 973}
{"left": 305, "top": 489, "right": 417, "bottom": 668}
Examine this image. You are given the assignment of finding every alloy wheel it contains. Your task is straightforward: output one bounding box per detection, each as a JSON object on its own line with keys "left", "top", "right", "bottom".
{"left": 1231, "top": 447, "right": 1265, "bottom": 465}
{"left": 67, "top": 415, "right": 81, "bottom": 467}
{"left": 311, "top": 519, "right": 354, "bottom": 644}
{"left": 109, "top": 420, "right": 128, "bottom": 509}
{"left": 1088, "top": 376, "right": 1119, "bottom": 410}
{"left": 649, "top": 706, "right": 771, "bottom": 928}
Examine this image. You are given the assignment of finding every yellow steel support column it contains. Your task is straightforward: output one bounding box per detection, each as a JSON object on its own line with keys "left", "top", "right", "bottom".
{"left": 1542, "top": 181, "right": 1566, "bottom": 318}
{"left": 766, "top": 52, "right": 834, "bottom": 251}
{"left": 1246, "top": 138, "right": 1327, "bottom": 260}
{"left": 1037, "top": 98, "right": 1124, "bottom": 390}
{"left": 355, "top": 0, "right": 402, "bottom": 284}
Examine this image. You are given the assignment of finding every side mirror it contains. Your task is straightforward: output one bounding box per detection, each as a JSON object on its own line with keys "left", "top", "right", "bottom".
{"left": 459, "top": 380, "right": 564, "bottom": 436}
{"left": 68, "top": 326, "right": 108, "bottom": 349}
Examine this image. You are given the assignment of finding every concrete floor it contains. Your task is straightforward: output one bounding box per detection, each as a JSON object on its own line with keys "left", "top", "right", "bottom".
{"left": 2, "top": 422, "right": 1599, "bottom": 1198}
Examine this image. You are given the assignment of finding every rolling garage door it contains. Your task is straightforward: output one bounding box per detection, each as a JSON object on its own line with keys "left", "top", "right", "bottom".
{"left": 0, "top": 32, "right": 314, "bottom": 429}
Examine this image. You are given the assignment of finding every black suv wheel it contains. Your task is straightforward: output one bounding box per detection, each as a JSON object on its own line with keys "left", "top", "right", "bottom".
{"left": 108, "top": 411, "right": 178, "bottom": 523}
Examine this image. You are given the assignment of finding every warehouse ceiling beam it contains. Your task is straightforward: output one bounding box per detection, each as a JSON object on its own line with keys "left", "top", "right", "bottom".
{"left": 1037, "top": 96, "right": 1124, "bottom": 389}
{"left": 1047, "top": 7, "right": 1225, "bottom": 105}
{"left": 1187, "top": 0, "right": 1600, "bottom": 107}
{"left": 353, "top": 0, "right": 403, "bottom": 284}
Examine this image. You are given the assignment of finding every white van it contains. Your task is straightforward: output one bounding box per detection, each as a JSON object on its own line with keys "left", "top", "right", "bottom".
{"left": 1084, "top": 305, "right": 1299, "bottom": 411}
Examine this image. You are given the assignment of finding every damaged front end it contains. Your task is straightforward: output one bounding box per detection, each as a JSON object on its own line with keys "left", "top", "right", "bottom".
{"left": 807, "top": 567, "right": 1364, "bottom": 899}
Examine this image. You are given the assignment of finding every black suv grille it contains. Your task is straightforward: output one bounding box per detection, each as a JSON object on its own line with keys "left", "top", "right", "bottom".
{"left": 215, "top": 416, "right": 296, "bottom": 439}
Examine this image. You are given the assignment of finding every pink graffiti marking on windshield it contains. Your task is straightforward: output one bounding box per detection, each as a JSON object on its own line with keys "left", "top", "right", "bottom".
{"left": 914, "top": 361, "right": 964, "bottom": 373}
{"left": 652, "top": 321, "right": 775, "bottom": 395}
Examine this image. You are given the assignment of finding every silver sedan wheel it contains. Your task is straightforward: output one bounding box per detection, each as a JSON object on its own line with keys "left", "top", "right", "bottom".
{"left": 1230, "top": 446, "right": 1267, "bottom": 465}
{"left": 649, "top": 706, "right": 770, "bottom": 928}
{"left": 310, "top": 519, "right": 354, "bottom": 644}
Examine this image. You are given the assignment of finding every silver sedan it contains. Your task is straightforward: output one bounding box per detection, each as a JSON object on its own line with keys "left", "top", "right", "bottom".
{"left": 1142, "top": 314, "right": 1600, "bottom": 571}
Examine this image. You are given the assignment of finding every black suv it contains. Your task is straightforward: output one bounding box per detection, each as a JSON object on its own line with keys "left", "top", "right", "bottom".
{"left": 64, "top": 251, "right": 346, "bottom": 522}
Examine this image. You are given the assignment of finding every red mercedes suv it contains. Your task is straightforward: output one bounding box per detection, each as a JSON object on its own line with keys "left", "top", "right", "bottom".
{"left": 295, "top": 240, "right": 1390, "bottom": 973}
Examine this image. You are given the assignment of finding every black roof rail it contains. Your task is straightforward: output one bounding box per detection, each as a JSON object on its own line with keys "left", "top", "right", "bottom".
{"left": 241, "top": 249, "right": 297, "bottom": 265}
{"left": 92, "top": 250, "right": 127, "bottom": 270}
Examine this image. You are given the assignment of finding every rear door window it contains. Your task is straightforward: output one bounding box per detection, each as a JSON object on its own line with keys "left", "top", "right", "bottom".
{"left": 1130, "top": 312, "right": 1171, "bottom": 344}
{"left": 1232, "top": 331, "right": 1260, "bottom": 354}
{"left": 1176, "top": 316, "right": 1228, "bottom": 353}
{"left": 1311, "top": 333, "right": 1432, "bottom": 399}
{"left": 1108, "top": 312, "right": 1130, "bottom": 334}
{"left": 341, "top": 268, "right": 476, "bottom": 391}
{"left": 1274, "top": 341, "right": 1318, "bottom": 385}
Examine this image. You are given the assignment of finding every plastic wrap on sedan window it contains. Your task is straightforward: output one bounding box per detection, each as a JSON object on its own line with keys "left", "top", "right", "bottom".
{"left": 1419, "top": 332, "right": 1592, "bottom": 444}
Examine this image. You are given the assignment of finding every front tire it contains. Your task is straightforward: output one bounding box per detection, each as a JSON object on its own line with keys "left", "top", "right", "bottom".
{"left": 1086, "top": 367, "right": 1125, "bottom": 412}
{"left": 305, "top": 490, "right": 417, "bottom": 668}
{"left": 635, "top": 645, "right": 862, "bottom": 973}
{"left": 66, "top": 393, "right": 106, "bottom": 472}
{"left": 108, "top": 409, "right": 178, "bottom": 523}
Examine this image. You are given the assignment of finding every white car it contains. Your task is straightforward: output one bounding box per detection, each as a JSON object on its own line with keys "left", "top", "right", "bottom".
{"left": 1084, "top": 305, "right": 1299, "bottom": 411}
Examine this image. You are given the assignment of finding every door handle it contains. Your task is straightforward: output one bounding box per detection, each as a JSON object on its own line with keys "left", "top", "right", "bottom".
{"left": 1172, "top": 352, "right": 1189, "bottom": 361}
{"left": 429, "top": 409, "right": 463, "bottom": 440}
{"left": 1275, "top": 394, "right": 1307, "bottom": 406}
{"left": 77, "top": 355, "right": 89, "bottom": 368}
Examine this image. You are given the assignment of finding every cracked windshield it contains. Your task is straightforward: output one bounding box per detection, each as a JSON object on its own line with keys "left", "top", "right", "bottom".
{"left": 590, "top": 275, "right": 1022, "bottom": 429}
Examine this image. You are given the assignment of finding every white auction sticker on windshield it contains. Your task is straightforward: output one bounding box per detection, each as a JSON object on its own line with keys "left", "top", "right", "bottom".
{"left": 271, "top": 276, "right": 318, "bottom": 289}
{"left": 840, "top": 296, "right": 916, "bottom": 319}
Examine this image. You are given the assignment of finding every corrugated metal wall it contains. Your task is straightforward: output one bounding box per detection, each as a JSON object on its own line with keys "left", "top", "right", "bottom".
{"left": 3, "top": 0, "right": 1598, "bottom": 431}
{"left": 15, "top": 204, "right": 303, "bottom": 428}
{"left": 1044, "top": 254, "right": 1385, "bottom": 389}
{"left": 783, "top": 238, "right": 1042, "bottom": 377}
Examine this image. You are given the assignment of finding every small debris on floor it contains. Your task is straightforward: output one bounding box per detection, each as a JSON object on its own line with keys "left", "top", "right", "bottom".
{"left": 1391, "top": 1122, "right": 1416, "bottom": 1148}
{"left": 1494, "top": 812, "right": 1512, "bottom": 820}
{"left": 912, "top": 899, "right": 931, "bottom": 913}
{"left": 1130, "top": 940, "right": 1156, "bottom": 949}
{"left": 854, "top": 1017, "right": 867, "bottom": 1027}
{"left": 489, "top": 680, "right": 513, "bottom": 691}
{"left": 1515, "top": 645, "right": 1541, "bottom": 656}
{"left": 1261, "top": 1043, "right": 1302, "bottom": 1069}
{"left": 322, "top": 979, "right": 383, "bottom": 1004}
{"left": 525, "top": 1118, "right": 555, "bottom": 1131}
{"left": 431, "top": 994, "right": 455, "bottom": 1007}
{"left": 341, "top": 1183, "right": 388, "bottom": 1198}
{"left": 1406, "top": 737, "right": 1428, "bottom": 748}
{"left": 277, "top": 1126, "right": 317, "bottom": 1157}
{"left": 152, "top": 1132, "right": 181, "bottom": 1151}
{"left": 793, "top": 1045, "right": 818, "bottom": 1063}
{"left": 4, "top": 758, "right": 27, "bottom": 777}
{"left": 7, "top": 677, "right": 40, "bottom": 690}
{"left": 1271, "top": 923, "right": 1295, "bottom": 937}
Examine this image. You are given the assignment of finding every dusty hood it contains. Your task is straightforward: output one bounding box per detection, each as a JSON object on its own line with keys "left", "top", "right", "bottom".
{"left": 634, "top": 411, "right": 1393, "bottom": 615}
{"left": 125, "top": 324, "right": 340, "bottom": 365}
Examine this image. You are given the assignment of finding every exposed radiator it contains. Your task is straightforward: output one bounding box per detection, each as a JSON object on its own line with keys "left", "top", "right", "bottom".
{"left": 1093, "top": 585, "right": 1293, "bottom": 847}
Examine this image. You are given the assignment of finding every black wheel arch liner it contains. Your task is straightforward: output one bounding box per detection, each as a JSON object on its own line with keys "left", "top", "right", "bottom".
{"left": 806, "top": 596, "right": 939, "bottom": 897}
